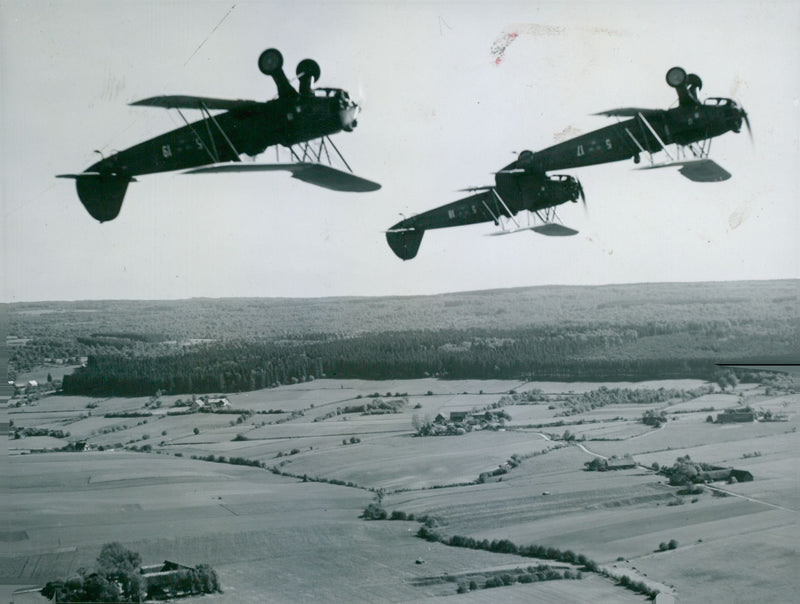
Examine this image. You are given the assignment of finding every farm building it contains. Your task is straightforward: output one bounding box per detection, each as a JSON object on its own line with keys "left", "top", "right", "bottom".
{"left": 698, "top": 468, "right": 754, "bottom": 483}
{"left": 606, "top": 455, "right": 637, "bottom": 470}
{"left": 189, "top": 396, "right": 231, "bottom": 412}
{"left": 140, "top": 560, "right": 198, "bottom": 600}
{"left": 206, "top": 397, "right": 230, "bottom": 409}
{"left": 716, "top": 409, "right": 755, "bottom": 423}
{"left": 449, "top": 411, "right": 470, "bottom": 422}
{"left": 730, "top": 469, "right": 754, "bottom": 482}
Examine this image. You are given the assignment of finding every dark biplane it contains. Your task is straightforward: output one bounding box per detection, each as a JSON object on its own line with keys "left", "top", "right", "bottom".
{"left": 59, "top": 49, "right": 380, "bottom": 222}
{"left": 386, "top": 66, "right": 750, "bottom": 260}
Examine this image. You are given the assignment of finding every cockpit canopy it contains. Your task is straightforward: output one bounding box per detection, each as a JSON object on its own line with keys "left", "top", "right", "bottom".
{"left": 704, "top": 97, "right": 738, "bottom": 110}
{"left": 314, "top": 87, "right": 348, "bottom": 100}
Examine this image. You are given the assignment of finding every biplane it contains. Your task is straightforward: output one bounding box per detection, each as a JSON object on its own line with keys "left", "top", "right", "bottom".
{"left": 501, "top": 66, "right": 751, "bottom": 180}
{"left": 386, "top": 66, "right": 750, "bottom": 260}
{"left": 59, "top": 49, "right": 380, "bottom": 222}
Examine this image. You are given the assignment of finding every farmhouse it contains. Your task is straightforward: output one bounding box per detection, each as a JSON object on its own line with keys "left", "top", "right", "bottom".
{"left": 449, "top": 411, "right": 470, "bottom": 422}
{"left": 697, "top": 467, "right": 754, "bottom": 483}
{"left": 140, "top": 560, "right": 197, "bottom": 599}
{"left": 606, "top": 455, "right": 637, "bottom": 470}
{"left": 206, "top": 397, "right": 230, "bottom": 410}
{"left": 716, "top": 409, "right": 755, "bottom": 423}
{"left": 730, "top": 469, "right": 754, "bottom": 482}
{"left": 189, "top": 396, "right": 231, "bottom": 412}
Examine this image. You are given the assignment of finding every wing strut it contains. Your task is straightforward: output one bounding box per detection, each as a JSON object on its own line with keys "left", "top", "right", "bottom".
{"left": 624, "top": 127, "right": 647, "bottom": 155}
{"left": 637, "top": 112, "right": 673, "bottom": 162}
{"left": 175, "top": 103, "right": 242, "bottom": 165}
{"left": 491, "top": 189, "right": 521, "bottom": 229}
{"left": 480, "top": 197, "right": 501, "bottom": 225}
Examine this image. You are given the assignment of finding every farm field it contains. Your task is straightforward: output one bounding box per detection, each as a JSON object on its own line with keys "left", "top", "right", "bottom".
{"left": 6, "top": 376, "right": 798, "bottom": 603}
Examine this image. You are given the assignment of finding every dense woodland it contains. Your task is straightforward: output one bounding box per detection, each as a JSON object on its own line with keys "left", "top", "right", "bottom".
{"left": 7, "top": 280, "right": 799, "bottom": 396}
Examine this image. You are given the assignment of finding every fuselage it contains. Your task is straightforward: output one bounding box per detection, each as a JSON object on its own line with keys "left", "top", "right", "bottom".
{"left": 392, "top": 172, "right": 581, "bottom": 232}
{"left": 522, "top": 98, "right": 744, "bottom": 172}
{"left": 87, "top": 88, "right": 358, "bottom": 177}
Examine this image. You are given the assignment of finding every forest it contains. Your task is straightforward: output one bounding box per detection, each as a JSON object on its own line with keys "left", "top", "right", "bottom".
{"left": 7, "top": 280, "right": 798, "bottom": 396}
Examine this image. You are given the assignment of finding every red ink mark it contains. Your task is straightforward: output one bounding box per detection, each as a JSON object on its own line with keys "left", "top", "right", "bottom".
{"left": 490, "top": 30, "right": 520, "bottom": 66}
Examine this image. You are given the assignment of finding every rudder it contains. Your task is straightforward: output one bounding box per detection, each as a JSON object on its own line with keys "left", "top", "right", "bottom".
{"left": 58, "top": 173, "right": 133, "bottom": 222}
{"left": 386, "top": 228, "right": 424, "bottom": 260}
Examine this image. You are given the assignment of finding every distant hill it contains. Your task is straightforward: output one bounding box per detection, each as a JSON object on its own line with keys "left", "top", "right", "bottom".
{"left": 8, "top": 280, "right": 799, "bottom": 393}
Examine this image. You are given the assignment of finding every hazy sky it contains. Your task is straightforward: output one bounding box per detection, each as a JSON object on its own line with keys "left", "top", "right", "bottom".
{"left": 2, "top": 1, "right": 798, "bottom": 302}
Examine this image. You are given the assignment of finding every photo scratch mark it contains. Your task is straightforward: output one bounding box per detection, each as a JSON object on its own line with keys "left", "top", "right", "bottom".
{"left": 184, "top": 4, "right": 236, "bottom": 66}
{"left": 729, "top": 75, "right": 742, "bottom": 100}
{"left": 491, "top": 24, "right": 622, "bottom": 65}
{"left": 553, "top": 125, "right": 582, "bottom": 144}
{"left": 438, "top": 16, "right": 452, "bottom": 36}
{"left": 728, "top": 205, "right": 751, "bottom": 230}
{"left": 490, "top": 30, "right": 518, "bottom": 66}
{"left": 586, "top": 26, "right": 624, "bottom": 37}
{"left": 98, "top": 68, "right": 125, "bottom": 102}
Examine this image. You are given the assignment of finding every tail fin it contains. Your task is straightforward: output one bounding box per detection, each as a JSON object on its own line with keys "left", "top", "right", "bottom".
{"left": 57, "top": 173, "right": 134, "bottom": 222}
{"left": 386, "top": 228, "right": 424, "bottom": 260}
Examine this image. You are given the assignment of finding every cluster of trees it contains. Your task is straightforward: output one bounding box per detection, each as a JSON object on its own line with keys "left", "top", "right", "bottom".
{"left": 41, "top": 542, "right": 220, "bottom": 603}
{"left": 641, "top": 409, "right": 668, "bottom": 427}
{"left": 342, "top": 397, "right": 407, "bottom": 415}
{"left": 413, "top": 409, "right": 511, "bottom": 437}
{"left": 415, "top": 528, "right": 660, "bottom": 599}
{"left": 715, "top": 370, "right": 740, "bottom": 391}
{"left": 13, "top": 280, "right": 799, "bottom": 394}
{"left": 584, "top": 457, "right": 610, "bottom": 472}
{"left": 12, "top": 427, "right": 69, "bottom": 439}
{"left": 554, "top": 385, "right": 713, "bottom": 416}
{"left": 659, "top": 455, "right": 716, "bottom": 486}
{"left": 62, "top": 342, "right": 323, "bottom": 396}
{"left": 456, "top": 564, "right": 581, "bottom": 593}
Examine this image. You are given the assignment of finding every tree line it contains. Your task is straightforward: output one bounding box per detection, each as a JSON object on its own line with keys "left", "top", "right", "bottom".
{"left": 59, "top": 321, "right": 799, "bottom": 396}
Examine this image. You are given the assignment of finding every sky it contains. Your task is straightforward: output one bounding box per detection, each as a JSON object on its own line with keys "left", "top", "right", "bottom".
{"left": 2, "top": 0, "right": 799, "bottom": 302}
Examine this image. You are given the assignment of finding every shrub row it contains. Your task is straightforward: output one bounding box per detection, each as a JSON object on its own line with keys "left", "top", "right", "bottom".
{"left": 414, "top": 527, "right": 660, "bottom": 599}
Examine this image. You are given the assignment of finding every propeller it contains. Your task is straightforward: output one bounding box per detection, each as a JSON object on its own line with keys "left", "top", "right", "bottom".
{"left": 741, "top": 107, "right": 753, "bottom": 145}
{"left": 576, "top": 180, "right": 588, "bottom": 214}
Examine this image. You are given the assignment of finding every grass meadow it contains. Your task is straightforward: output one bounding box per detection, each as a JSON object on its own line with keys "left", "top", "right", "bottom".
{"left": 6, "top": 377, "right": 798, "bottom": 603}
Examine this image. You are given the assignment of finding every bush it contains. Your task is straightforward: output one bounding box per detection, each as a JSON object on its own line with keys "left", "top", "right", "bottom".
{"left": 361, "top": 503, "right": 387, "bottom": 520}
{"left": 668, "top": 539, "right": 678, "bottom": 550}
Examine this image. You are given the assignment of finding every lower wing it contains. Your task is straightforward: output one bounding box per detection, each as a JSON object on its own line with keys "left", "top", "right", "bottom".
{"left": 184, "top": 162, "right": 381, "bottom": 192}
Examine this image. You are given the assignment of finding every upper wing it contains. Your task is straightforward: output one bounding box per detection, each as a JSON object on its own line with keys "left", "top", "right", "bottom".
{"left": 593, "top": 107, "right": 662, "bottom": 118}
{"left": 130, "top": 96, "right": 264, "bottom": 111}
{"left": 184, "top": 162, "right": 381, "bottom": 192}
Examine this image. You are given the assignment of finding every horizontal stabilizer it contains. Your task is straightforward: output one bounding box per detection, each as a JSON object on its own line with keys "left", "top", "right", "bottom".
{"left": 594, "top": 107, "right": 662, "bottom": 118}
{"left": 531, "top": 223, "right": 579, "bottom": 237}
{"left": 637, "top": 158, "right": 731, "bottom": 182}
{"left": 130, "top": 96, "right": 263, "bottom": 111}
{"left": 386, "top": 228, "right": 424, "bottom": 260}
{"left": 184, "top": 162, "right": 381, "bottom": 192}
